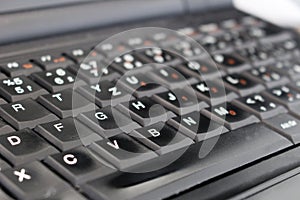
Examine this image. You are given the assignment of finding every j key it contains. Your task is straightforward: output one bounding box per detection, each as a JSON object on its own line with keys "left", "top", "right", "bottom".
{"left": 0, "top": 60, "right": 41, "bottom": 77}
{"left": 0, "top": 129, "right": 57, "bottom": 165}
{"left": 111, "top": 53, "right": 151, "bottom": 74}
{"left": 64, "top": 47, "right": 103, "bottom": 64}
{"left": 263, "top": 114, "right": 300, "bottom": 144}
{"left": 33, "top": 53, "right": 74, "bottom": 70}
{"left": 246, "top": 66, "right": 289, "bottom": 88}
{"left": 69, "top": 60, "right": 119, "bottom": 84}
{"left": 170, "top": 40, "right": 204, "bottom": 59}
{"left": 137, "top": 48, "right": 180, "bottom": 65}
{"left": 35, "top": 118, "right": 101, "bottom": 151}
{"left": 78, "top": 80, "right": 131, "bottom": 107}
{"left": 131, "top": 122, "right": 194, "bottom": 155}
{"left": 0, "top": 118, "right": 15, "bottom": 134}
{"left": 90, "top": 133, "right": 157, "bottom": 169}
{"left": 152, "top": 89, "right": 208, "bottom": 115}
{"left": 78, "top": 106, "right": 140, "bottom": 138}
{"left": 203, "top": 102, "right": 259, "bottom": 130}
{"left": 191, "top": 80, "right": 238, "bottom": 106}
{"left": 150, "top": 67, "right": 197, "bottom": 89}
{"left": 32, "top": 68, "right": 85, "bottom": 92}
{"left": 223, "top": 73, "right": 264, "bottom": 96}
{"left": 95, "top": 41, "right": 130, "bottom": 58}
{"left": 273, "top": 60, "right": 300, "bottom": 80}
{"left": 168, "top": 111, "right": 228, "bottom": 141}
{"left": 38, "top": 88, "right": 94, "bottom": 118}
{"left": 177, "top": 60, "right": 221, "bottom": 80}
{"left": 0, "top": 161, "right": 69, "bottom": 200}
{"left": 116, "top": 97, "right": 175, "bottom": 126}
{"left": 233, "top": 93, "right": 287, "bottom": 119}
{"left": 213, "top": 53, "right": 251, "bottom": 73}
{"left": 0, "top": 76, "right": 48, "bottom": 102}
{"left": 0, "top": 99, "right": 58, "bottom": 130}
{"left": 263, "top": 86, "right": 300, "bottom": 114}
{"left": 45, "top": 146, "right": 116, "bottom": 186}
{"left": 119, "top": 73, "right": 166, "bottom": 98}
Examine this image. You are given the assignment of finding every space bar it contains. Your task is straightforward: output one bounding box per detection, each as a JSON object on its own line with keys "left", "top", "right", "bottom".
{"left": 82, "top": 123, "right": 292, "bottom": 200}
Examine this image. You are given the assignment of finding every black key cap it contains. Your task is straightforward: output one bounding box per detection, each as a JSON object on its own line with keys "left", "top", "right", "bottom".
{"left": 191, "top": 80, "right": 237, "bottom": 106}
{"left": 32, "top": 53, "right": 74, "bottom": 70}
{"left": 32, "top": 68, "right": 85, "bottom": 92}
{"left": 95, "top": 41, "right": 130, "bottom": 58}
{"left": 237, "top": 45, "right": 273, "bottom": 66}
{"left": 246, "top": 65, "right": 289, "bottom": 88}
{"left": 170, "top": 40, "right": 204, "bottom": 59}
{"left": 77, "top": 80, "right": 131, "bottom": 107}
{"left": 0, "top": 128, "right": 57, "bottom": 165}
{"left": 223, "top": 73, "right": 264, "bottom": 96}
{"left": 274, "top": 60, "right": 300, "bottom": 80}
{"left": 78, "top": 106, "right": 140, "bottom": 138}
{"left": 38, "top": 88, "right": 94, "bottom": 118}
{"left": 0, "top": 161, "right": 69, "bottom": 200}
{"left": 0, "top": 76, "right": 48, "bottom": 102}
{"left": 0, "top": 118, "right": 15, "bottom": 134}
{"left": 0, "top": 99, "right": 58, "bottom": 130}
{"left": 0, "top": 60, "right": 41, "bottom": 77}
{"left": 82, "top": 123, "right": 291, "bottom": 200}
{"left": 153, "top": 88, "right": 208, "bottom": 115}
{"left": 150, "top": 67, "right": 197, "bottom": 89}
{"left": 263, "top": 113, "right": 300, "bottom": 144}
{"left": 233, "top": 93, "right": 287, "bottom": 119}
{"left": 116, "top": 97, "right": 175, "bottom": 126}
{"left": 35, "top": 118, "right": 101, "bottom": 151}
{"left": 131, "top": 122, "right": 193, "bottom": 155}
{"left": 111, "top": 53, "right": 151, "bottom": 74}
{"left": 69, "top": 60, "right": 119, "bottom": 84}
{"left": 119, "top": 73, "right": 166, "bottom": 98}
{"left": 90, "top": 133, "right": 157, "bottom": 169}
{"left": 137, "top": 47, "right": 180, "bottom": 65}
{"left": 177, "top": 60, "right": 221, "bottom": 80}
{"left": 45, "top": 146, "right": 116, "bottom": 186}
{"left": 213, "top": 53, "right": 251, "bottom": 73}
{"left": 168, "top": 111, "right": 228, "bottom": 141}
{"left": 64, "top": 47, "right": 103, "bottom": 64}
{"left": 203, "top": 102, "right": 259, "bottom": 130}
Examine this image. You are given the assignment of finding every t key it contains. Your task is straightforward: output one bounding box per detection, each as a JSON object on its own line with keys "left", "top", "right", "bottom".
{"left": 0, "top": 99, "right": 58, "bottom": 130}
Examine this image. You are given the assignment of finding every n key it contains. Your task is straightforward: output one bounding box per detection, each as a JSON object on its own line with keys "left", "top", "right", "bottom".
{"left": 0, "top": 99, "right": 58, "bottom": 130}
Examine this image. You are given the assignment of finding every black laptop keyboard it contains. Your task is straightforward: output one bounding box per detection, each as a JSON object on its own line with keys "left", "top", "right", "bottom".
{"left": 0, "top": 13, "right": 299, "bottom": 200}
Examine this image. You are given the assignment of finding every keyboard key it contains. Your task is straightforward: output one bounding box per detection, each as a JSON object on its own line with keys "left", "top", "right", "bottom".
{"left": 203, "top": 102, "right": 259, "bottom": 130}
{"left": 32, "top": 68, "right": 85, "bottom": 92}
{"left": 64, "top": 47, "right": 103, "bottom": 64}
{"left": 77, "top": 80, "right": 131, "bottom": 107}
{"left": 150, "top": 67, "right": 197, "bottom": 89}
{"left": 45, "top": 146, "right": 116, "bottom": 186}
{"left": 263, "top": 114, "right": 300, "bottom": 144}
{"left": 116, "top": 97, "right": 175, "bottom": 126}
{"left": 119, "top": 73, "right": 166, "bottom": 98}
{"left": 32, "top": 53, "right": 74, "bottom": 70}
{"left": 111, "top": 53, "right": 151, "bottom": 74}
{"left": 78, "top": 106, "right": 140, "bottom": 138}
{"left": 246, "top": 66, "right": 289, "bottom": 88}
{"left": 137, "top": 47, "right": 180, "bottom": 65}
{"left": 90, "top": 133, "right": 157, "bottom": 169}
{"left": 0, "top": 161, "right": 69, "bottom": 200}
{"left": 168, "top": 111, "right": 228, "bottom": 141}
{"left": 233, "top": 93, "right": 287, "bottom": 119}
{"left": 131, "top": 122, "right": 193, "bottom": 155}
{"left": 170, "top": 40, "right": 204, "bottom": 59}
{"left": 177, "top": 60, "right": 221, "bottom": 80}
{"left": 273, "top": 60, "right": 300, "bottom": 80}
{"left": 0, "top": 118, "right": 15, "bottom": 134}
{"left": 0, "top": 76, "right": 48, "bottom": 102}
{"left": 191, "top": 80, "right": 237, "bottom": 106}
{"left": 38, "top": 88, "right": 94, "bottom": 118}
{"left": 213, "top": 53, "right": 251, "bottom": 73}
{"left": 48, "top": 189, "right": 87, "bottom": 200}
{"left": 69, "top": 60, "right": 119, "bottom": 84}
{"left": 82, "top": 123, "right": 291, "bottom": 200}
{"left": 223, "top": 73, "right": 264, "bottom": 96}
{"left": 0, "top": 99, "right": 58, "bottom": 130}
{"left": 0, "top": 60, "right": 41, "bottom": 77}
{"left": 35, "top": 118, "right": 101, "bottom": 151}
{"left": 95, "top": 41, "right": 130, "bottom": 58}
{"left": 153, "top": 89, "right": 208, "bottom": 115}
{"left": 0, "top": 129, "right": 57, "bottom": 165}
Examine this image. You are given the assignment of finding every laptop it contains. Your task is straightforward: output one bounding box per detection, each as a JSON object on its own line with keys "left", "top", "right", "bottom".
{"left": 0, "top": 0, "right": 299, "bottom": 199}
